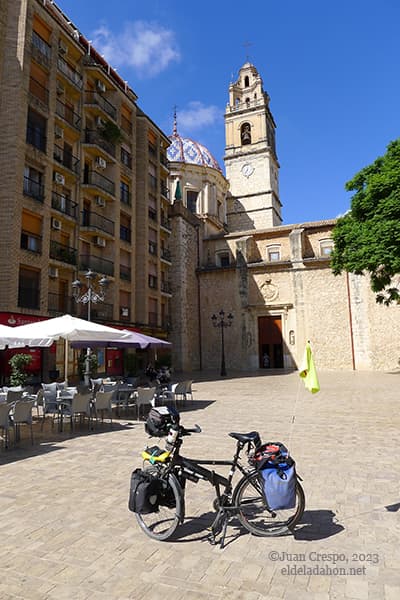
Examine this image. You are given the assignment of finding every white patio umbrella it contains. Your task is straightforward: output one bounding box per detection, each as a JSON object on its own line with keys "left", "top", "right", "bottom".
{"left": 70, "top": 329, "right": 171, "bottom": 349}
{"left": 0, "top": 314, "right": 131, "bottom": 383}
{"left": 0, "top": 324, "right": 20, "bottom": 350}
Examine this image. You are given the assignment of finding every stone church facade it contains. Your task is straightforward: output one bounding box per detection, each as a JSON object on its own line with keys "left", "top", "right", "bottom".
{"left": 167, "top": 63, "right": 400, "bottom": 373}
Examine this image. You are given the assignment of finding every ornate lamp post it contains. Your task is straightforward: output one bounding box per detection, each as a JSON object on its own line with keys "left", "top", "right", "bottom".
{"left": 72, "top": 269, "right": 109, "bottom": 385}
{"left": 211, "top": 309, "right": 234, "bottom": 377}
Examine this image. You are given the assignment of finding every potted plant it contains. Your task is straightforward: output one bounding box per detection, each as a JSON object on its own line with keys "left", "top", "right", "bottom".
{"left": 8, "top": 353, "right": 33, "bottom": 387}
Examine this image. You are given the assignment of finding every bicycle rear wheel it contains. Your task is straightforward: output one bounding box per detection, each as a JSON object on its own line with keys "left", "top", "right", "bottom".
{"left": 234, "top": 470, "right": 305, "bottom": 537}
{"left": 135, "top": 469, "right": 183, "bottom": 541}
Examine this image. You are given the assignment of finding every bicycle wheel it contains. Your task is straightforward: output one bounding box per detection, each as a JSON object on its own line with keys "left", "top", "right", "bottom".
{"left": 233, "top": 470, "right": 305, "bottom": 537}
{"left": 135, "top": 468, "right": 183, "bottom": 541}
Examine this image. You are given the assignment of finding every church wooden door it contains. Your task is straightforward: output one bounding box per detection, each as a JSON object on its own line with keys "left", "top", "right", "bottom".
{"left": 258, "top": 316, "right": 283, "bottom": 368}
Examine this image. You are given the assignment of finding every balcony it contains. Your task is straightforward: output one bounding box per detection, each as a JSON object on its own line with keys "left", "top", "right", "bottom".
{"left": 84, "top": 90, "right": 117, "bottom": 121}
{"left": 21, "top": 231, "right": 42, "bottom": 254}
{"left": 161, "top": 281, "right": 172, "bottom": 294}
{"left": 84, "top": 129, "right": 116, "bottom": 158}
{"left": 26, "top": 124, "right": 46, "bottom": 153}
{"left": 160, "top": 216, "right": 172, "bottom": 232}
{"left": 31, "top": 32, "right": 51, "bottom": 68}
{"left": 83, "top": 170, "right": 115, "bottom": 197}
{"left": 160, "top": 183, "right": 169, "bottom": 199}
{"left": 161, "top": 247, "right": 172, "bottom": 262}
{"left": 81, "top": 210, "right": 114, "bottom": 236}
{"left": 55, "top": 99, "right": 81, "bottom": 130}
{"left": 120, "top": 225, "right": 131, "bottom": 243}
{"left": 23, "top": 175, "right": 44, "bottom": 202}
{"left": 90, "top": 302, "right": 114, "bottom": 322}
{"left": 79, "top": 254, "right": 114, "bottom": 277}
{"left": 48, "top": 292, "right": 73, "bottom": 315}
{"left": 29, "top": 76, "right": 49, "bottom": 107}
{"left": 160, "top": 154, "right": 169, "bottom": 169}
{"left": 52, "top": 191, "right": 78, "bottom": 219}
{"left": 120, "top": 264, "right": 131, "bottom": 281}
{"left": 53, "top": 144, "right": 80, "bottom": 174}
{"left": 57, "top": 57, "right": 83, "bottom": 89}
{"left": 49, "top": 240, "right": 77, "bottom": 265}
{"left": 148, "top": 207, "right": 157, "bottom": 222}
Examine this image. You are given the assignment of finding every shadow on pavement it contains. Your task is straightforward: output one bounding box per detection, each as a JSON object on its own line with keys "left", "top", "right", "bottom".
{"left": 293, "top": 509, "right": 345, "bottom": 541}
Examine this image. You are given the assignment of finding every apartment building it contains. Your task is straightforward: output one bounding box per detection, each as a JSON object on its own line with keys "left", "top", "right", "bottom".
{"left": 0, "top": 0, "right": 171, "bottom": 379}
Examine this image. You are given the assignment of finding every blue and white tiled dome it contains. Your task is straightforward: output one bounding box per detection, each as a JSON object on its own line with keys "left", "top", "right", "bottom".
{"left": 168, "top": 133, "right": 222, "bottom": 172}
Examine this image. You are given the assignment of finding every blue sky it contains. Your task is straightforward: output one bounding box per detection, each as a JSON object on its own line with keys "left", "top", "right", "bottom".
{"left": 58, "top": 0, "right": 400, "bottom": 225}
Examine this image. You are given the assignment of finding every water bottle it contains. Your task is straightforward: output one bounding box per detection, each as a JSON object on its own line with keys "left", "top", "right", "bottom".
{"left": 166, "top": 426, "right": 178, "bottom": 448}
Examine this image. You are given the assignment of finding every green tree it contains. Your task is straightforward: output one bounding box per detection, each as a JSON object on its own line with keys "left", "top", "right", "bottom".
{"left": 331, "top": 139, "right": 400, "bottom": 305}
{"left": 9, "top": 353, "right": 33, "bottom": 387}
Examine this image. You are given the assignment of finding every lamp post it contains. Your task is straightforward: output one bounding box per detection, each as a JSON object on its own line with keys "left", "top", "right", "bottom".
{"left": 72, "top": 269, "right": 109, "bottom": 386}
{"left": 211, "top": 309, "right": 234, "bottom": 377}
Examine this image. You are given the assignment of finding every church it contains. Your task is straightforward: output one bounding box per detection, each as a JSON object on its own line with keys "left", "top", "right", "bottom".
{"left": 166, "top": 62, "right": 400, "bottom": 373}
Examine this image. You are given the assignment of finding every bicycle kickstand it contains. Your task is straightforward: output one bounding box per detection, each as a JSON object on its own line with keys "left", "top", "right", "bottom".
{"left": 209, "top": 508, "right": 229, "bottom": 549}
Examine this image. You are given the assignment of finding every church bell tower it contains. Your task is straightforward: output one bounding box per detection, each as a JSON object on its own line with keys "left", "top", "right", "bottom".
{"left": 224, "top": 62, "right": 282, "bottom": 231}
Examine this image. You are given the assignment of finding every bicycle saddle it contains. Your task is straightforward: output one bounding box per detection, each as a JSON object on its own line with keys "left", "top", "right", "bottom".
{"left": 229, "top": 431, "right": 260, "bottom": 445}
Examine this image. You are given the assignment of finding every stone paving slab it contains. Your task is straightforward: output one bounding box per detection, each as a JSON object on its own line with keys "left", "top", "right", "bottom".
{"left": 0, "top": 370, "right": 400, "bottom": 599}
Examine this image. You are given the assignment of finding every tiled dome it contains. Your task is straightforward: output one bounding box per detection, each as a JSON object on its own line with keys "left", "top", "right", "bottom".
{"left": 168, "top": 133, "right": 221, "bottom": 172}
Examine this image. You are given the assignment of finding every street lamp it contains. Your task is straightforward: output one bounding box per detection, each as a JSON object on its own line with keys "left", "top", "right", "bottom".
{"left": 211, "top": 309, "right": 234, "bottom": 377}
{"left": 72, "top": 269, "right": 109, "bottom": 385}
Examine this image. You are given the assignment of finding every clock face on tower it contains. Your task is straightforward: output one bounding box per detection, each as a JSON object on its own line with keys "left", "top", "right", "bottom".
{"left": 241, "top": 163, "right": 254, "bottom": 178}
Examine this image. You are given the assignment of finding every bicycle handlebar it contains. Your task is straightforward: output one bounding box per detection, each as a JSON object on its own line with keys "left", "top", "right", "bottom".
{"left": 181, "top": 424, "right": 202, "bottom": 435}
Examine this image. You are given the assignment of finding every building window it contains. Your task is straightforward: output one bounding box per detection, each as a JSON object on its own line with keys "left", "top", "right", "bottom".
{"left": 267, "top": 245, "right": 281, "bottom": 262}
{"left": 24, "top": 166, "right": 44, "bottom": 202}
{"left": 216, "top": 251, "right": 230, "bottom": 267}
{"left": 244, "top": 75, "right": 250, "bottom": 87}
{"left": 21, "top": 211, "right": 42, "bottom": 254}
{"left": 18, "top": 266, "right": 40, "bottom": 309}
{"left": 320, "top": 239, "right": 334, "bottom": 257}
{"left": 186, "top": 190, "right": 198, "bottom": 213}
{"left": 120, "top": 181, "right": 131, "bottom": 205}
{"left": 241, "top": 122, "right": 251, "bottom": 145}
{"left": 26, "top": 108, "right": 47, "bottom": 152}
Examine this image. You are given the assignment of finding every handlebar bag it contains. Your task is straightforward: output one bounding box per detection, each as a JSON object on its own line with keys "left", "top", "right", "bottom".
{"left": 145, "top": 406, "right": 179, "bottom": 437}
{"left": 128, "top": 468, "right": 162, "bottom": 514}
{"left": 259, "top": 459, "right": 296, "bottom": 511}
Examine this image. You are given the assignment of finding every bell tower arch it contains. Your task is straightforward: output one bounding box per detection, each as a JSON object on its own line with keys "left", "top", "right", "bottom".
{"left": 224, "top": 62, "right": 282, "bottom": 231}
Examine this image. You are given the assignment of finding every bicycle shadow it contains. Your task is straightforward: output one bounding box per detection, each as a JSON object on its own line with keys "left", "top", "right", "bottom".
{"left": 293, "top": 509, "right": 344, "bottom": 541}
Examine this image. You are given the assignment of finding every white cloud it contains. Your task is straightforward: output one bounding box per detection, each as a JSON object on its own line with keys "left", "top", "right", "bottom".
{"left": 178, "top": 101, "right": 221, "bottom": 132}
{"left": 92, "top": 21, "right": 180, "bottom": 77}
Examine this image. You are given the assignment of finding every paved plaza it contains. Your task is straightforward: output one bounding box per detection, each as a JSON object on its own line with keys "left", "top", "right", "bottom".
{"left": 0, "top": 370, "right": 399, "bottom": 599}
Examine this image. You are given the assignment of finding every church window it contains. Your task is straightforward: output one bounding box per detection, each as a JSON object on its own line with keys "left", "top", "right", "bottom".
{"left": 216, "top": 251, "right": 230, "bottom": 267}
{"left": 245, "top": 97, "right": 250, "bottom": 108}
{"left": 244, "top": 75, "right": 250, "bottom": 87}
{"left": 266, "top": 244, "right": 281, "bottom": 262}
{"left": 319, "top": 239, "right": 334, "bottom": 257}
{"left": 241, "top": 122, "right": 251, "bottom": 145}
{"left": 186, "top": 190, "right": 198, "bottom": 213}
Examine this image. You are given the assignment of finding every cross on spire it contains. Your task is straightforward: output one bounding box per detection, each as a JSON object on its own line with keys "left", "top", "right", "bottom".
{"left": 243, "top": 41, "right": 253, "bottom": 62}
{"left": 173, "top": 105, "right": 178, "bottom": 136}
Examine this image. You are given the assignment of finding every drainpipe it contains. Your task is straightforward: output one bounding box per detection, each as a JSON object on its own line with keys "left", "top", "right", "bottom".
{"left": 196, "top": 224, "right": 202, "bottom": 370}
{"left": 346, "top": 272, "right": 356, "bottom": 370}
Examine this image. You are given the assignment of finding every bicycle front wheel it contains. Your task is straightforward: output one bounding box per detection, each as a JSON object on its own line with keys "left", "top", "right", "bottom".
{"left": 233, "top": 471, "right": 305, "bottom": 537}
{"left": 135, "top": 469, "right": 183, "bottom": 541}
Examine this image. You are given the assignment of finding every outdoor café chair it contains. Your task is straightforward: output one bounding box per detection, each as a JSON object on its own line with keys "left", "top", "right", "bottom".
{"left": 130, "top": 387, "right": 156, "bottom": 420}
{"left": 0, "top": 403, "right": 12, "bottom": 450}
{"left": 63, "top": 392, "right": 92, "bottom": 432}
{"left": 93, "top": 390, "right": 113, "bottom": 428}
{"left": 10, "top": 399, "right": 35, "bottom": 445}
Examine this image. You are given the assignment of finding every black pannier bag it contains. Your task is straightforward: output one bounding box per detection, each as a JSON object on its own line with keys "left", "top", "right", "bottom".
{"left": 128, "top": 468, "right": 162, "bottom": 514}
{"left": 145, "top": 405, "right": 180, "bottom": 437}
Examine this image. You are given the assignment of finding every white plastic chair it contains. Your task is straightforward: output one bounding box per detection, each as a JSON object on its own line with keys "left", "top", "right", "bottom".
{"left": 0, "top": 403, "right": 12, "bottom": 449}
{"left": 130, "top": 387, "right": 156, "bottom": 420}
{"left": 93, "top": 390, "right": 114, "bottom": 428}
{"left": 11, "top": 399, "right": 35, "bottom": 445}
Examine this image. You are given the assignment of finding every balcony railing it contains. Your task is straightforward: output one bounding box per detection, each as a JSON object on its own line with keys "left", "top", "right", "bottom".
{"left": 23, "top": 175, "right": 44, "bottom": 202}
{"left": 121, "top": 147, "right": 132, "bottom": 169}
{"left": 120, "top": 225, "right": 131, "bottom": 243}
{"left": 149, "top": 241, "right": 157, "bottom": 256}
{"left": 29, "top": 76, "right": 49, "bottom": 106}
{"left": 83, "top": 170, "right": 115, "bottom": 196}
{"left": 84, "top": 129, "right": 116, "bottom": 158}
{"left": 31, "top": 31, "right": 51, "bottom": 67}
{"left": 120, "top": 264, "right": 131, "bottom": 281}
{"left": 48, "top": 292, "right": 73, "bottom": 315}
{"left": 26, "top": 124, "right": 46, "bottom": 152}
{"left": 160, "top": 183, "right": 169, "bottom": 199}
{"left": 161, "top": 281, "right": 171, "bottom": 294}
{"left": 90, "top": 302, "right": 114, "bottom": 321}
{"left": 79, "top": 254, "right": 114, "bottom": 277}
{"left": 160, "top": 154, "right": 169, "bottom": 169}
{"left": 160, "top": 216, "right": 172, "bottom": 231}
{"left": 81, "top": 210, "right": 114, "bottom": 236}
{"left": 53, "top": 144, "right": 80, "bottom": 174}
{"left": 161, "top": 247, "right": 171, "bottom": 262}
{"left": 55, "top": 99, "right": 81, "bottom": 130}
{"left": 52, "top": 191, "right": 78, "bottom": 219}
{"left": 84, "top": 90, "right": 117, "bottom": 121}
{"left": 18, "top": 286, "right": 40, "bottom": 310}
{"left": 49, "top": 240, "right": 77, "bottom": 265}
{"left": 21, "top": 231, "right": 42, "bottom": 254}
{"left": 57, "top": 57, "right": 83, "bottom": 89}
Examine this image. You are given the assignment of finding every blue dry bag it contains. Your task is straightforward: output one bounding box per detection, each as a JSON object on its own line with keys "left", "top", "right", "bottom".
{"left": 260, "top": 461, "right": 296, "bottom": 511}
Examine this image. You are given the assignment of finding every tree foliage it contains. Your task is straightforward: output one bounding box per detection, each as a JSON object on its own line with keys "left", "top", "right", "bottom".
{"left": 9, "top": 353, "right": 33, "bottom": 387}
{"left": 331, "top": 139, "right": 400, "bottom": 305}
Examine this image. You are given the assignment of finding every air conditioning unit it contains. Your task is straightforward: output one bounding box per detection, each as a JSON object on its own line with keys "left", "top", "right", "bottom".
{"left": 95, "top": 116, "right": 106, "bottom": 128}
{"left": 95, "top": 196, "right": 106, "bottom": 207}
{"left": 96, "top": 79, "right": 106, "bottom": 92}
{"left": 95, "top": 236, "right": 106, "bottom": 247}
{"left": 49, "top": 267, "right": 59, "bottom": 278}
{"left": 58, "top": 41, "right": 68, "bottom": 55}
{"left": 55, "top": 125, "right": 64, "bottom": 139}
{"left": 120, "top": 307, "right": 129, "bottom": 318}
{"left": 54, "top": 172, "right": 65, "bottom": 185}
{"left": 51, "top": 218, "right": 62, "bottom": 231}
{"left": 95, "top": 156, "right": 107, "bottom": 169}
{"left": 56, "top": 82, "right": 65, "bottom": 96}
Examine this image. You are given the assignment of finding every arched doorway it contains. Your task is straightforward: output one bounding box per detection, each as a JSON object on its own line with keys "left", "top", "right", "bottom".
{"left": 258, "top": 316, "right": 283, "bottom": 368}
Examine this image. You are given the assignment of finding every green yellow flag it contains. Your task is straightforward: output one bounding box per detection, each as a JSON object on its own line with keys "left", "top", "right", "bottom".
{"left": 299, "top": 341, "right": 320, "bottom": 394}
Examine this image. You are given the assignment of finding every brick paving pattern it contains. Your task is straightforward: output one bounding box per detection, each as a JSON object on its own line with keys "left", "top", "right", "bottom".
{"left": 0, "top": 370, "right": 399, "bottom": 599}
